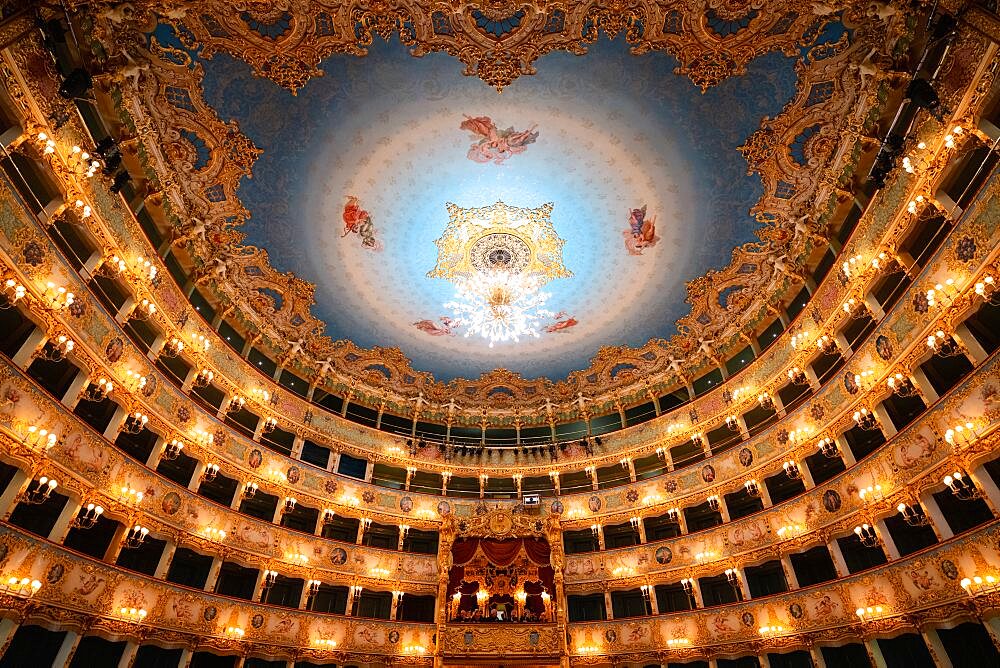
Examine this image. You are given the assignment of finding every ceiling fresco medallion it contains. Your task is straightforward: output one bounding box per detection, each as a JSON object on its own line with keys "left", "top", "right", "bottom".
{"left": 429, "top": 201, "right": 572, "bottom": 347}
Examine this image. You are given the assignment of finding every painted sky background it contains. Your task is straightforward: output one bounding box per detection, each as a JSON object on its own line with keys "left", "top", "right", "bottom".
{"left": 200, "top": 36, "right": 798, "bottom": 381}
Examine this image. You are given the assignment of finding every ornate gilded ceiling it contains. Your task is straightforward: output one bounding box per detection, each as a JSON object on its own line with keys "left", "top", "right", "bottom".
{"left": 83, "top": 0, "right": 904, "bottom": 407}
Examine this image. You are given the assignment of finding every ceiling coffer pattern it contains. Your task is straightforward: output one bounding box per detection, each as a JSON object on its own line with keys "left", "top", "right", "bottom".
{"left": 88, "top": 0, "right": 905, "bottom": 413}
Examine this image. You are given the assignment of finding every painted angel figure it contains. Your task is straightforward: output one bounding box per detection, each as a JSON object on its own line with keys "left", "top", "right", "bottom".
{"left": 623, "top": 205, "right": 659, "bottom": 255}
{"left": 341, "top": 195, "right": 380, "bottom": 250}
{"left": 545, "top": 311, "right": 578, "bottom": 333}
{"left": 461, "top": 115, "right": 538, "bottom": 165}
{"left": 413, "top": 317, "right": 458, "bottom": 336}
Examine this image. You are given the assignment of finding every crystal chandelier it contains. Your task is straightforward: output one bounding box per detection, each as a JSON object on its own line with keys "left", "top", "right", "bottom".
{"left": 445, "top": 270, "right": 553, "bottom": 347}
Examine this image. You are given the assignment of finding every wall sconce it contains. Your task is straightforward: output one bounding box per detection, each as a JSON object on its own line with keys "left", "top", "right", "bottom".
{"left": 944, "top": 422, "right": 977, "bottom": 445}
{"left": 322, "top": 509, "right": 336, "bottom": 525}
{"left": 788, "top": 427, "right": 811, "bottom": 443}
{"left": 162, "top": 439, "right": 184, "bottom": 460}
{"left": 121, "top": 411, "right": 149, "bottom": 434}
{"left": 100, "top": 255, "right": 128, "bottom": 278}
{"left": 225, "top": 626, "right": 245, "bottom": 639}
{"left": 706, "top": 495, "right": 720, "bottom": 511}
{"left": 680, "top": 578, "right": 694, "bottom": 594}
{"left": 817, "top": 436, "right": 839, "bottom": 458}
{"left": 853, "top": 523, "right": 879, "bottom": 548}
{"left": 744, "top": 479, "right": 759, "bottom": 497}
{"left": 201, "top": 463, "right": 219, "bottom": 482}
{"left": 124, "top": 524, "right": 149, "bottom": 549}
{"left": 858, "top": 484, "right": 883, "bottom": 501}
{"left": 400, "top": 524, "right": 410, "bottom": 539}
{"left": 262, "top": 416, "right": 278, "bottom": 433}
{"left": 790, "top": 331, "right": 810, "bottom": 350}
{"left": 782, "top": 460, "right": 801, "bottom": 479}
{"left": 757, "top": 393, "right": 774, "bottom": 411}
{"left": 619, "top": 457, "right": 631, "bottom": 470}
{"left": 974, "top": 275, "right": 998, "bottom": 305}
{"left": 690, "top": 432, "right": 704, "bottom": 447}
{"left": 118, "top": 607, "right": 147, "bottom": 622}
{"left": 22, "top": 426, "right": 57, "bottom": 450}
{"left": 83, "top": 377, "right": 113, "bottom": 402}
{"left": 841, "top": 254, "right": 863, "bottom": 280}
{"left": 0, "top": 279, "right": 26, "bottom": 308}
{"left": 130, "top": 255, "right": 157, "bottom": 282}
{"left": 24, "top": 476, "right": 57, "bottom": 504}
{"left": 307, "top": 579, "right": 321, "bottom": 599}
{"left": 961, "top": 575, "right": 1000, "bottom": 596}
{"left": 666, "top": 507, "right": 680, "bottom": 522}
{"left": 193, "top": 429, "right": 214, "bottom": 447}
{"left": 584, "top": 465, "right": 596, "bottom": 480}
{"left": 192, "top": 368, "right": 214, "bottom": 388}
{"left": 886, "top": 373, "right": 918, "bottom": 397}
{"left": 694, "top": 551, "right": 716, "bottom": 562}
{"left": 312, "top": 638, "right": 337, "bottom": 649}
{"left": 758, "top": 624, "right": 785, "bottom": 636}
{"left": 261, "top": 569, "right": 278, "bottom": 591}
{"left": 725, "top": 415, "right": 740, "bottom": 431}
{"left": 639, "top": 583, "right": 651, "bottom": 600}
{"left": 666, "top": 638, "right": 690, "bottom": 647}
{"left": 943, "top": 471, "right": 982, "bottom": 500}
{"left": 282, "top": 496, "right": 297, "bottom": 513}
{"left": 288, "top": 552, "right": 309, "bottom": 566}
{"left": 853, "top": 408, "right": 878, "bottom": 431}
{"left": 590, "top": 523, "right": 600, "bottom": 537}
{"left": 130, "top": 298, "right": 156, "bottom": 321}
{"left": 629, "top": 516, "right": 640, "bottom": 530}
{"left": 203, "top": 526, "right": 227, "bottom": 541}
{"left": 124, "top": 369, "right": 147, "bottom": 392}
{"left": 855, "top": 605, "right": 885, "bottom": 621}
{"left": 119, "top": 483, "right": 144, "bottom": 505}
{"left": 0, "top": 576, "right": 41, "bottom": 597}
{"left": 897, "top": 502, "right": 929, "bottom": 527}
{"left": 162, "top": 336, "right": 184, "bottom": 358}
{"left": 38, "top": 334, "right": 74, "bottom": 362}
{"left": 242, "top": 481, "right": 258, "bottom": 499}
{"left": 548, "top": 470, "right": 559, "bottom": 482}
{"left": 190, "top": 332, "right": 210, "bottom": 352}
{"left": 815, "top": 334, "right": 837, "bottom": 355}
{"left": 786, "top": 366, "right": 808, "bottom": 385}
{"left": 72, "top": 503, "right": 104, "bottom": 529}
{"left": 226, "top": 394, "right": 246, "bottom": 414}
{"left": 360, "top": 517, "right": 372, "bottom": 533}
{"left": 42, "top": 282, "right": 74, "bottom": 311}
{"left": 927, "top": 330, "right": 961, "bottom": 357}
{"left": 776, "top": 524, "right": 803, "bottom": 538}
{"left": 403, "top": 645, "right": 426, "bottom": 655}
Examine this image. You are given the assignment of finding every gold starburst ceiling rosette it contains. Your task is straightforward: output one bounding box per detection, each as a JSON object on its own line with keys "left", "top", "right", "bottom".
{"left": 428, "top": 201, "right": 572, "bottom": 287}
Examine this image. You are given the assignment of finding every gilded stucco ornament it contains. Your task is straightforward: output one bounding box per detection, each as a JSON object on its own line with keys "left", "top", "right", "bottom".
{"left": 66, "top": 0, "right": 910, "bottom": 418}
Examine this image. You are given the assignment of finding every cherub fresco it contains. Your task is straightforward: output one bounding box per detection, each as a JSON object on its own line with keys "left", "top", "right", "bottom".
{"left": 341, "top": 195, "right": 380, "bottom": 250}
{"left": 413, "top": 317, "right": 458, "bottom": 337}
{"left": 461, "top": 115, "right": 538, "bottom": 165}
{"left": 623, "top": 205, "right": 659, "bottom": 255}
{"left": 545, "top": 312, "right": 578, "bottom": 333}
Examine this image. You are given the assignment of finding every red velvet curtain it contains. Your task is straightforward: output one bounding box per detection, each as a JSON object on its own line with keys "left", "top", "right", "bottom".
{"left": 452, "top": 537, "right": 551, "bottom": 567}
